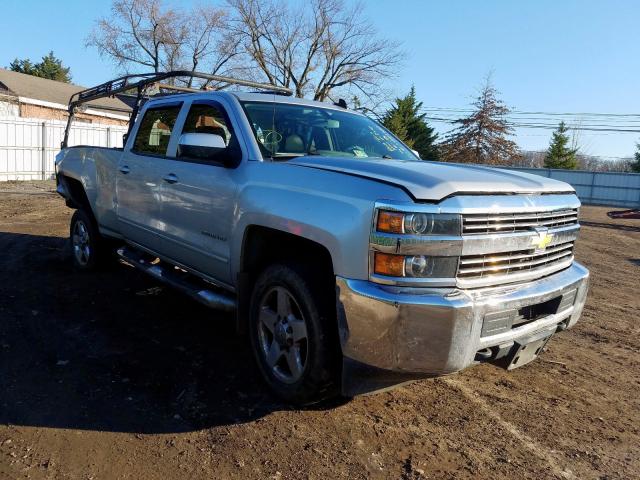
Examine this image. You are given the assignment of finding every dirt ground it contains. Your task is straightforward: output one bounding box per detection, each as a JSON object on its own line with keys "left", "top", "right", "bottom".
{"left": 0, "top": 180, "right": 638, "bottom": 480}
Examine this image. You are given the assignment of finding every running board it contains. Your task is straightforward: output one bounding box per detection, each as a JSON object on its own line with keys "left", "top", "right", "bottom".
{"left": 117, "top": 246, "right": 236, "bottom": 313}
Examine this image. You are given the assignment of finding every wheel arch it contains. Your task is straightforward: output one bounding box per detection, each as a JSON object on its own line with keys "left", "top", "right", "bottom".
{"left": 240, "top": 224, "right": 335, "bottom": 275}
{"left": 236, "top": 225, "right": 336, "bottom": 334}
{"left": 59, "top": 175, "right": 94, "bottom": 217}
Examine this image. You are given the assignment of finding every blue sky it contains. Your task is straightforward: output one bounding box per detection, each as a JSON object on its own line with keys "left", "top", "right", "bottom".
{"left": 1, "top": 0, "right": 638, "bottom": 158}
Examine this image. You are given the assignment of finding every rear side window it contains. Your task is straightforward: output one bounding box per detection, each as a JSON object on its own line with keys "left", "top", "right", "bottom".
{"left": 132, "top": 105, "right": 181, "bottom": 155}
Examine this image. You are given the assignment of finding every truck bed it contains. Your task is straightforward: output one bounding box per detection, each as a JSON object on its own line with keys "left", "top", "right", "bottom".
{"left": 56, "top": 146, "right": 123, "bottom": 235}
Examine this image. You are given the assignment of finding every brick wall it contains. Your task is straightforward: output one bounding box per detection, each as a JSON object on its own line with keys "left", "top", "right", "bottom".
{"left": 19, "top": 103, "right": 128, "bottom": 126}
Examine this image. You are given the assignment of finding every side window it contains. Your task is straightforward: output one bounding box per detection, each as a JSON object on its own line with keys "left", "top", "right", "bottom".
{"left": 177, "top": 103, "right": 239, "bottom": 164}
{"left": 181, "top": 103, "right": 234, "bottom": 147}
{"left": 132, "top": 105, "right": 181, "bottom": 155}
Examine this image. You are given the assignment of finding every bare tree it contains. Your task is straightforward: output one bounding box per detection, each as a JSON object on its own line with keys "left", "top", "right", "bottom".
{"left": 182, "top": 5, "right": 244, "bottom": 87}
{"left": 441, "top": 75, "right": 521, "bottom": 165}
{"left": 87, "top": 0, "right": 241, "bottom": 83}
{"left": 87, "top": 0, "right": 180, "bottom": 73}
{"left": 576, "top": 154, "right": 634, "bottom": 172}
{"left": 227, "top": 0, "right": 403, "bottom": 102}
{"left": 88, "top": 0, "right": 400, "bottom": 100}
{"left": 510, "top": 151, "right": 635, "bottom": 172}
{"left": 517, "top": 150, "right": 545, "bottom": 168}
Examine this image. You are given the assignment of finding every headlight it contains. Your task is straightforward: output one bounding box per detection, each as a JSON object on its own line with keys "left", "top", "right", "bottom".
{"left": 376, "top": 211, "right": 461, "bottom": 235}
{"left": 374, "top": 252, "right": 458, "bottom": 278}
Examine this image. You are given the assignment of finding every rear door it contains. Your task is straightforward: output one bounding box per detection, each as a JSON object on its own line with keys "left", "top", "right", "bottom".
{"left": 116, "top": 102, "right": 182, "bottom": 250}
{"left": 157, "top": 100, "right": 241, "bottom": 286}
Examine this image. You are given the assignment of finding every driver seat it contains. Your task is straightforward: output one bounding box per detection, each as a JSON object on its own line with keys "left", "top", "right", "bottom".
{"left": 284, "top": 134, "right": 305, "bottom": 153}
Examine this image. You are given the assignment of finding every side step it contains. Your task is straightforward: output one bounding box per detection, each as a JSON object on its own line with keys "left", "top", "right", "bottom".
{"left": 117, "top": 246, "right": 236, "bottom": 313}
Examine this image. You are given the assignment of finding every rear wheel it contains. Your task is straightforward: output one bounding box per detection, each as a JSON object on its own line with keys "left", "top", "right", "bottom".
{"left": 249, "top": 263, "right": 340, "bottom": 404}
{"left": 70, "top": 209, "right": 106, "bottom": 271}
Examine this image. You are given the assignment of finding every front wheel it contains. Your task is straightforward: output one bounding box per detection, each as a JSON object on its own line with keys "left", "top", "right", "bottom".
{"left": 69, "top": 209, "right": 106, "bottom": 271}
{"left": 249, "top": 264, "right": 340, "bottom": 405}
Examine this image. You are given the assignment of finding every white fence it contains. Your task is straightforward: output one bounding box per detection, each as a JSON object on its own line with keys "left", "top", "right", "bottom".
{"left": 0, "top": 116, "right": 127, "bottom": 181}
{"left": 497, "top": 166, "right": 640, "bottom": 208}
{"left": 1, "top": 118, "right": 639, "bottom": 208}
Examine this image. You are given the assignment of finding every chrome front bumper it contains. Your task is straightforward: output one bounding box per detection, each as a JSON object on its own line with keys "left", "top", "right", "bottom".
{"left": 336, "top": 262, "right": 589, "bottom": 377}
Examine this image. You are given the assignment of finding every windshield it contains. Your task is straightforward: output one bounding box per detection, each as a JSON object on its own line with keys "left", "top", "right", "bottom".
{"left": 241, "top": 101, "right": 417, "bottom": 161}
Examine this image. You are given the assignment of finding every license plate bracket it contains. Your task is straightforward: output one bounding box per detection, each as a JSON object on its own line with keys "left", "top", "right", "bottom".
{"left": 505, "top": 332, "right": 553, "bottom": 370}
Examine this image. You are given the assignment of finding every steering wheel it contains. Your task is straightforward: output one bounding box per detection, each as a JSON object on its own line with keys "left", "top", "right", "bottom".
{"left": 262, "top": 130, "right": 283, "bottom": 145}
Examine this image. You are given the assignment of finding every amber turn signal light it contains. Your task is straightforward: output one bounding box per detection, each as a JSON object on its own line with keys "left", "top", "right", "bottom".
{"left": 377, "top": 211, "right": 404, "bottom": 234}
{"left": 374, "top": 252, "right": 405, "bottom": 277}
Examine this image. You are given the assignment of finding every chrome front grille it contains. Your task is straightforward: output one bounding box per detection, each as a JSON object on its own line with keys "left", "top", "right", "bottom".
{"left": 371, "top": 196, "right": 582, "bottom": 288}
{"left": 462, "top": 209, "right": 579, "bottom": 234}
{"left": 458, "top": 240, "right": 575, "bottom": 280}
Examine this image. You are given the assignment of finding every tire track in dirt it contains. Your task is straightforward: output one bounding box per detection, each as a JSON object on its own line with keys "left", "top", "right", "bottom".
{"left": 1, "top": 183, "right": 638, "bottom": 479}
{"left": 443, "top": 378, "right": 577, "bottom": 480}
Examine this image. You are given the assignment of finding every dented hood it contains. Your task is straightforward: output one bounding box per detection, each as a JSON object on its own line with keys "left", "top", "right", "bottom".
{"left": 289, "top": 157, "right": 574, "bottom": 201}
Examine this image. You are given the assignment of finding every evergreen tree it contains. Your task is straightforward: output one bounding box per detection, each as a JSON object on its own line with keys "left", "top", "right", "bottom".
{"left": 544, "top": 122, "right": 578, "bottom": 169}
{"left": 9, "top": 51, "right": 72, "bottom": 83}
{"left": 9, "top": 58, "right": 34, "bottom": 75}
{"left": 631, "top": 142, "right": 640, "bottom": 173}
{"left": 440, "top": 76, "right": 520, "bottom": 165}
{"left": 382, "top": 87, "right": 439, "bottom": 160}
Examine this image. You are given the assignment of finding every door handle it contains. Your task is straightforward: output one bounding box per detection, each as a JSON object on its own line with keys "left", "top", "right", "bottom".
{"left": 119, "top": 165, "right": 130, "bottom": 174}
{"left": 162, "top": 173, "right": 179, "bottom": 184}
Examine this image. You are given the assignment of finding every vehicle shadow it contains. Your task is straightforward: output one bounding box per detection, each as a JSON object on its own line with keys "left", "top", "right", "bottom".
{"left": 579, "top": 220, "right": 640, "bottom": 233}
{"left": 0, "top": 232, "right": 344, "bottom": 434}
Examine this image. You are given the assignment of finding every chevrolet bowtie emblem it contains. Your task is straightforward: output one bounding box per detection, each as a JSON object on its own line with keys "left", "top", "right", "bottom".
{"left": 532, "top": 228, "right": 553, "bottom": 251}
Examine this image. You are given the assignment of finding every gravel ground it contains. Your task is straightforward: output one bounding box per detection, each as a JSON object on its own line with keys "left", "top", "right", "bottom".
{"left": 0, "top": 181, "right": 638, "bottom": 480}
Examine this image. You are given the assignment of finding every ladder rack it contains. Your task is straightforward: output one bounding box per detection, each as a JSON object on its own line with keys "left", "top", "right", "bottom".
{"left": 62, "top": 70, "right": 293, "bottom": 148}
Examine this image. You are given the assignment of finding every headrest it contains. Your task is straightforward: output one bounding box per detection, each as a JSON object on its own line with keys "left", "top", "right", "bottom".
{"left": 284, "top": 134, "right": 304, "bottom": 153}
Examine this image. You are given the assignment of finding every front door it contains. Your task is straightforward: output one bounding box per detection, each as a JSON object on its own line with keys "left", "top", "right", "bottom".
{"left": 116, "top": 103, "right": 183, "bottom": 250}
{"left": 158, "top": 100, "right": 240, "bottom": 286}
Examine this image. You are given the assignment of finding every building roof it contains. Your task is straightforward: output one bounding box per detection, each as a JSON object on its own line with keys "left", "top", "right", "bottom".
{"left": 0, "top": 68, "right": 132, "bottom": 114}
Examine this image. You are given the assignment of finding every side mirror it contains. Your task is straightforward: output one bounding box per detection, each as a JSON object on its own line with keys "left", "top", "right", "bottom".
{"left": 177, "top": 132, "right": 241, "bottom": 167}
{"left": 178, "top": 132, "right": 226, "bottom": 152}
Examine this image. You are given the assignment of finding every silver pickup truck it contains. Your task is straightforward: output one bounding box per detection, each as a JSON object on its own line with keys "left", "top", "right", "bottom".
{"left": 55, "top": 72, "right": 589, "bottom": 404}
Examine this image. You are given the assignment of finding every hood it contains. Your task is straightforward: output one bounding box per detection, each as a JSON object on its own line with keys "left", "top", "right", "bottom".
{"left": 289, "top": 157, "right": 574, "bottom": 201}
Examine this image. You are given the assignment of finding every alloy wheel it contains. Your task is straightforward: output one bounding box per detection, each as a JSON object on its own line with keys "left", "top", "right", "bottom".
{"left": 257, "top": 286, "right": 309, "bottom": 384}
{"left": 72, "top": 220, "right": 91, "bottom": 266}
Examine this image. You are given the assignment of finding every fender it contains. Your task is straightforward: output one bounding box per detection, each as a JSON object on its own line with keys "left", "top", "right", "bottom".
{"left": 229, "top": 161, "right": 412, "bottom": 282}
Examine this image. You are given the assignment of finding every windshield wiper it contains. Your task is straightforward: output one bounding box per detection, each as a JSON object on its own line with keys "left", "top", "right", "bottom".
{"left": 272, "top": 150, "right": 322, "bottom": 158}
{"left": 271, "top": 153, "right": 305, "bottom": 159}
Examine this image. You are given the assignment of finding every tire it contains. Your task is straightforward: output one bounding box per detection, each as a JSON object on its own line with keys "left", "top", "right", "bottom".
{"left": 69, "top": 209, "right": 107, "bottom": 271}
{"left": 248, "top": 263, "right": 340, "bottom": 404}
